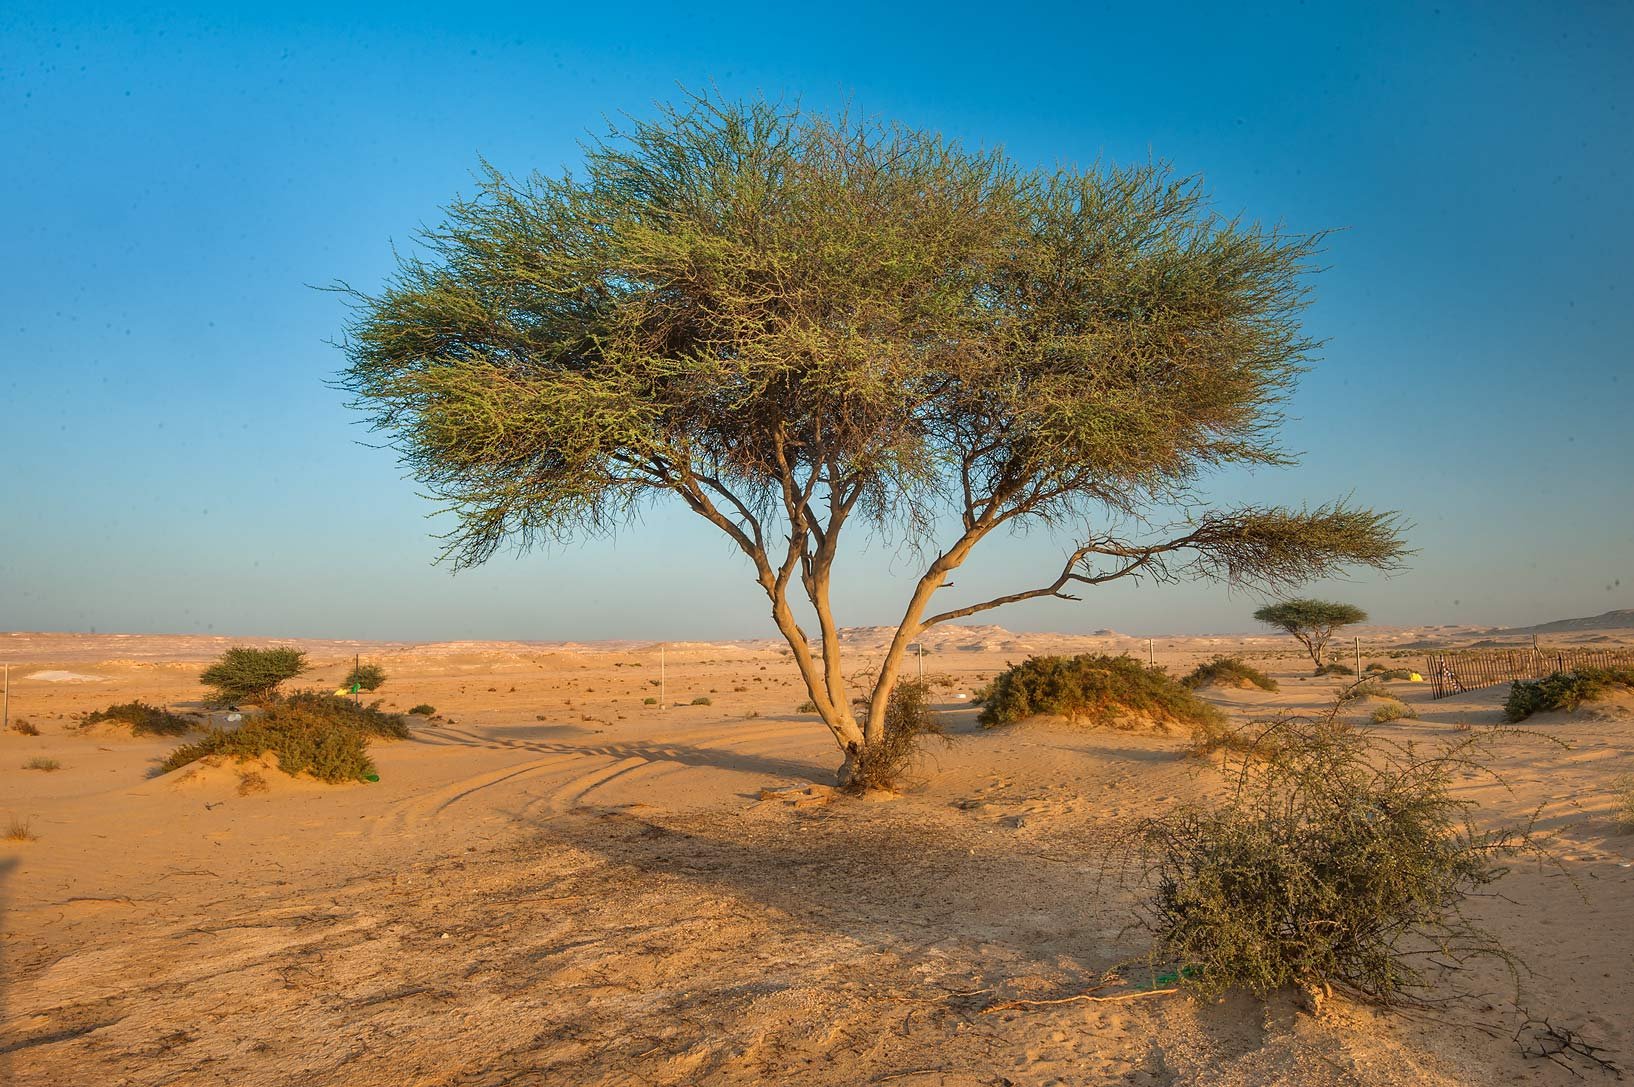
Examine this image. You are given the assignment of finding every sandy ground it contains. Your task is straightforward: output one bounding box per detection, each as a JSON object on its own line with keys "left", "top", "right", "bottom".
{"left": 2, "top": 627, "right": 1632, "bottom": 1086}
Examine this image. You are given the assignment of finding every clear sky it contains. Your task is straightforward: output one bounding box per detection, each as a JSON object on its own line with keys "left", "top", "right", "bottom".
{"left": 2, "top": 1, "right": 1630, "bottom": 641}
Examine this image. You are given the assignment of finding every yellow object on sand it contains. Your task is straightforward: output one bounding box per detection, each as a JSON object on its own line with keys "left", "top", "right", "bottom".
{"left": 334, "top": 687, "right": 350, "bottom": 696}
{"left": 1407, "top": 672, "right": 1424, "bottom": 683}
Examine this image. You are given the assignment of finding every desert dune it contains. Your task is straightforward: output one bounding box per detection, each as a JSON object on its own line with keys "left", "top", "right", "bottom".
{"left": 2, "top": 624, "right": 1632, "bottom": 1086}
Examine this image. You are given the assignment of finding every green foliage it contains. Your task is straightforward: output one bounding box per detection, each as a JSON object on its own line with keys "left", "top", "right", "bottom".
{"left": 81, "top": 701, "right": 194, "bottom": 736}
{"left": 407, "top": 703, "right": 437, "bottom": 715}
{"left": 200, "top": 646, "right": 308, "bottom": 703}
{"left": 847, "top": 681, "right": 949, "bottom": 792}
{"left": 1315, "top": 662, "right": 1355, "bottom": 676}
{"left": 1180, "top": 656, "right": 1278, "bottom": 692}
{"left": 335, "top": 91, "right": 1407, "bottom": 778}
{"left": 689, "top": 696, "right": 712, "bottom": 706}
{"left": 1368, "top": 667, "right": 1413, "bottom": 681}
{"left": 1253, "top": 599, "right": 1368, "bottom": 667}
{"left": 642, "top": 697, "right": 658, "bottom": 705}
{"left": 978, "top": 654, "right": 1224, "bottom": 736}
{"left": 161, "top": 692, "right": 408, "bottom": 783}
{"left": 1369, "top": 700, "right": 1418, "bottom": 723}
{"left": 796, "top": 699, "right": 819, "bottom": 713}
{"left": 342, "top": 662, "right": 387, "bottom": 692}
{"left": 1504, "top": 667, "right": 1634, "bottom": 722}
{"left": 1131, "top": 707, "right": 1539, "bottom": 1004}
{"left": 24, "top": 757, "right": 62, "bottom": 771}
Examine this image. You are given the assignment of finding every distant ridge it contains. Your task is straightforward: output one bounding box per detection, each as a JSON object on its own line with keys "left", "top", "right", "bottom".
{"left": 1499, "top": 609, "right": 1634, "bottom": 635}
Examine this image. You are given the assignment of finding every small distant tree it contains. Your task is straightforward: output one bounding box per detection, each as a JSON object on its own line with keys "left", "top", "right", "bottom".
{"left": 336, "top": 94, "right": 1406, "bottom": 785}
{"left": 343, "top": 662, "right": 387, "bottom": 692}
{"left": 200, "top": 646, "right": 307, "bottom": 704}
{"left": 1253, "top": 599, "right": 1368, "bottom": 669}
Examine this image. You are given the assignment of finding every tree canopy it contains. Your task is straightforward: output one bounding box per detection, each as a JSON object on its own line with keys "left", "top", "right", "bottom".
{"left": 336, "top": 94, "right": 1407, "bottom": 782}
{"left": 1253, "top": 599, "right": 1370, "bottom": 667}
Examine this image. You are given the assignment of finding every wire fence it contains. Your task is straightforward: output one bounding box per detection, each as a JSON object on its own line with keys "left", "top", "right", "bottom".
{"left": 1423, "top": 647, "right": 1634, "bottom": 699}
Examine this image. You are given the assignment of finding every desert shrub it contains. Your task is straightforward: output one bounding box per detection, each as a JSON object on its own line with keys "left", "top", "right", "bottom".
{"left": 1365, "top": 662, "right": 1387, "bottom": 673}
{"left": 796, "top": 699, "right": 818, "bottom": 713}
{"left": 81, "top": 701, "right": 193, "bottom": 736}
{"left": 279, "top": 691, "right": 410, "bottom": 738}
{"left": 1504, "top": 667, "right": 1634, "bottom": 722}
{"left": 24, "top": 757, "right": 62, "bottom": 771}
{"left": 1376, "top": 668, "right": 1413, "bottom": 681}
{"left": 847, "top": 680, "right": 948, "bottom": 792}
{"left": 690, "top": 696, "right": 712, "bottom": 706}
{"left": 1130, "top": 707, "right": 1541, "bottom": 1005}
{"left": 1614, "top": 775, "right": 1634, "bottom": 832}
{"left": 1369, "top": 700, "right": 1418, "bottom": 723}
{"left": 407, "top": 703, "right": 436, "bottom": 715}
{"left": 1181, "top": 657, "right": 1278, "bottom": 692}
{"left": 342, "top": 662, "right": 387, "bottom": 692}
{"left": 10, "top": 718, "right": 40, "bottom": 736}
{"left": 161, "top": 693, "right": 407, "bottom": 783}
{"left": 200, "top": 646, "right": 308, "bottom": 704}
{"left": 978, "top": 654, "right": 1224, "bottom": 737}
{"left": 642, "top": 696, "right": 658, "bottom": 705}
{"left": 5, "top": 817, "right": 36, "bottom": 841}
{"left": 1315, "top": 662, "right": 1354, "bottom": 676}
{"left": 1339, "top": 679, "right": 1388, "bottom": 703}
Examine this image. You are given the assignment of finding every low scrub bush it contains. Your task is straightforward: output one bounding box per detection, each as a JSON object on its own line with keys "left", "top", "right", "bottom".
{"left": 1369, "top": 700, "right": 1418, "bottom": 723}
{"left": 847, "top": 680, "right": 949, "bottom": 792}
{"left": 1129, "top": 706, "right": 1543, "bottom": 1006}
{"left": 200, "top": 646, "right": 307, "bottom": 704}
{"left": 342, "top": 662, "right": 387, "bottom": 692}
{"left": 10, "top": 718, "right": 40, "bottom": 736}
{"left": 690, "top": 696, "right": 712, "bottom": 706}
{"left": 5, "top": 817, "right": 36, "bottom": 842}
{"left": 81, "top": 701, "right": 193, "bottom": 736}
{"left": 796, "top": 699, "right": 818, "bottom": 713}
{"left": 407, "top": 704, "right": 436, "bottom": 715}
{"left": 24, "top": 757, "right": 62, "bottom": 771}
{"left": 1315, "top": 662, "right": 1355, "bottom": 676}
{"left": 1181, "top": 657, "right": 1278, "bottom": 692}
{"left": 978, "top": 654, "right": 1224, "bottom": 737}
{"left": 1504, "top": 667, "right": 1634, "bottom": 722}
{"left": 1615, "top": 775, "right": 1634, "bottom": 832}
{"left": 642, "top": 697, "right": 658, "bottom": 705}
{"left": 161, "top": 693, "right": 407, "bottom": 783}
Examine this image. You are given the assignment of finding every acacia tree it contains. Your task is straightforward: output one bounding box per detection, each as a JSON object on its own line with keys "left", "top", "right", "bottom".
{"left": 1253, "top": 599, "right": 1369, "bottom": 669}
{"left": 336, "top": 96, "right": 1406, "bottom": 784}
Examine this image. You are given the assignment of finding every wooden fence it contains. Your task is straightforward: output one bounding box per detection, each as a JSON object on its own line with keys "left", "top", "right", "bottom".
{"left": 1423, "top": 647, "right": 1634, "bottom": 699}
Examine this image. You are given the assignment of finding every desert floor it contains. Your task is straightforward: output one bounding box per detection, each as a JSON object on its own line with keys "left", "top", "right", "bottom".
{"left": 2, "top": 627, "right": 1631, "bottom": 1086}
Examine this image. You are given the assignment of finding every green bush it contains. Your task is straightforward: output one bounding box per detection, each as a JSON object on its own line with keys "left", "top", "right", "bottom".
{"left": 81, "top": 701, "right": 194, "bottom": 736}
{"left": 1131, "top": 705, "right": 1538, "bottom": 1006}
{"left": 161, "top": 692, "right": 407, "bottom": 783}
{"left": 848, "top": 680, "right": 949, "bottom": 792}
{"left": 407, "top": 703, "right": 436, "bottom": 715}
{"left": 342, "top": 662, "right": 387, "bottom": 692}
{"left": 690, "top": 696, "right": 712, "bottom": 706}
{"left": 1315, "top": 662, "right": 1355, "bottom": 676}
{"left": 1369, "top": 700, "right": 1418, "bottom": 723}
{"left": 978, "top": 654, "right": 1224, "bottom": 736}
{"left": 200, "top": 646, "right": 308, "bottom": 704}
{"left": 796, "top": 699, "right": 819, "bottom": 713}
{"left": 1180, "top": 657, "right": 1278, "bottom": 692}
{"left": 642, "top": 696, "right": 658, "bottom": 705}
{"left": 1504, "top": 667, "right": 1634, "bottom": 722}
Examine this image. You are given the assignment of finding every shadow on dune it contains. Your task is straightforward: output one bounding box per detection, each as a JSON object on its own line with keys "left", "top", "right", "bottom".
{"left": 412, "top": 722, "right": 833, "bottom": 782}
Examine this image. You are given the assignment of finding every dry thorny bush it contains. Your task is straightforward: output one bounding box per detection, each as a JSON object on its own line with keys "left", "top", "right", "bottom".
{"left": 1120, "top": 695, "right": 1594, "bottom": 1037}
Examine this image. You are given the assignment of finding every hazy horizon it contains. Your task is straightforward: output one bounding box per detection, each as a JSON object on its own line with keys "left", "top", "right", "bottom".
{"left": 3, "top": 2, "right": 1631, "bottom": 643}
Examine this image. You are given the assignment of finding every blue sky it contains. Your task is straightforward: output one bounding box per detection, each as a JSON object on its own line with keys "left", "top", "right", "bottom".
{"left": 1, "top": 1, "right": 1630, "bottom": 641}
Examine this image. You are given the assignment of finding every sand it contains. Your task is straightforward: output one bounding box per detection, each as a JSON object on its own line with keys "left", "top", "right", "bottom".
{"left": 2, "top": 627, "right": 1631, "bottom": 1085}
